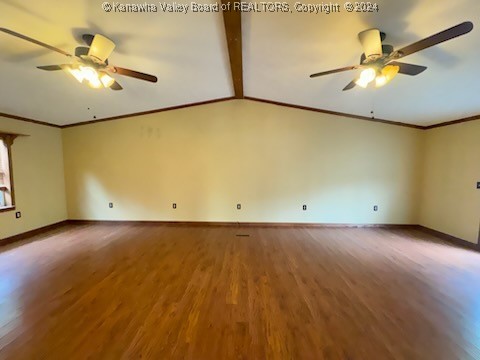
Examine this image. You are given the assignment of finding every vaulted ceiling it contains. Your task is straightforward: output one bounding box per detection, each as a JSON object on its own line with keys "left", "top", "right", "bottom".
{"left": 1, "top": 0, "right": 479, "bottom": 127}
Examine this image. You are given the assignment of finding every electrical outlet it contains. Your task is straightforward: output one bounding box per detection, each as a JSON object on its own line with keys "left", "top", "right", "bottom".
{"left": 15, "top": 211, "right": 21, "bottom": 219}
{"left": 302, "top": 205, "right": 307, "bottom": 211}
{"left": 237, "top": 204, "right": 241, "bottom": 210}
{"left": 373, "top": 205, "right": 378, "bottom": 212}
{"left": 109, "top": 202, "right": 113, "bottom": 208}
{"left": 173, "top": 203, "right": 177, "bottom": 209}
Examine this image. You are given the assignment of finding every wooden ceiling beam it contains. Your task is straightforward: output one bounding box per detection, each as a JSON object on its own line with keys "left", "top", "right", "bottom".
{"left": 221, "top": 1, "right": 243, "bottom": 98}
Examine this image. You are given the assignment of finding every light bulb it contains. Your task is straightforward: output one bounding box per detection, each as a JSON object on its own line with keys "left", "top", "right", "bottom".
{"left": 79, "top": 66, "right": 98, "bottom": 82}
{"left": 355, "top": 68, "right": 377, "bottom": 88}
{"left": 88, "top": 76, "right": 102, "bottom": 88}
{"left": 375, "top": 65, "right": 400, "bottom": 88}
{"left": 68, "top": 64, "right": 114, "bottom": 89}
{"left": 383, "top": 65, "right": 400, "bottom": 80}
{"left": 360, "top": 68, "right": 376, "bottom": 83}
{"left": 375, "top": 75, "right": 387, "bottom": 87}
{"left": 100, "top": 73, "right": 115, "bottom": 88}
{"left": 355, "top": 77, "right": 369, "bottom": 88}
{"left": 68, "top": 67, "right": 84, "bottom": 83}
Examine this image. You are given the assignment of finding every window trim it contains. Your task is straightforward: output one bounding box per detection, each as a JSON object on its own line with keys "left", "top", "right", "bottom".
{"left": 0, "top": 205, "right": 15, "bottom": 213}
{"left": 0, "top": 132, "right": 21, "bottom": 213}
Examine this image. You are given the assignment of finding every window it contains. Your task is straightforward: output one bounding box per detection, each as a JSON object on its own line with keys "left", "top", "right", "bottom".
{"left": 0, "top": 134, "right": 15, "bottom": 211}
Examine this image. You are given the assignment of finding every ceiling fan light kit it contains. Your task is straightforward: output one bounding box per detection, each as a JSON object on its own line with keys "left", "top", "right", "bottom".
{"left": 0, "top": 28, "right": 158, "bottom": 91}
{"left": 355, "top": 68, "right": 376, "bottom": 88}
{"left": 354, "top": 64, "right": 400, "bottom": 89}
{"left": 375, "top": 65, "right": 399, "bottom": 88}
{"left": 67, "top": 65, "right": 115, "bottom": 89}
{"left": 310, "top": 21, "right": 474, "bottom": 91}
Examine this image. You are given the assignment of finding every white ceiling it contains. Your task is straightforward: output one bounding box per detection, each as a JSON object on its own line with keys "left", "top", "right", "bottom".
{"left": 0, "top": 0, "right": 479, "bottom": 126}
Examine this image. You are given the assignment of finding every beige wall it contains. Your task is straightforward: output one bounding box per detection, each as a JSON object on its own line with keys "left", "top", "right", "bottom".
{"left": 2, "top": 100, "right": 477, "bottom": 244}
{"left": 0, "top": 117, "right": 67, "bottom": 239}
{"left": 419, "top": 121, "right": 480, "bottom": 243}
{"left": 62, "top": 100, "right": 423, "bottom": 224}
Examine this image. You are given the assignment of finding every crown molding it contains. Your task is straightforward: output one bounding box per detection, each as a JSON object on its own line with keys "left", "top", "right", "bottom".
{"left": 0, "top": 112, "right": 61, "bottom": 128}
{"left": 244, "top": 97, "right": 424, "bottom": 129}
{"left": 424, "top": 114, "right": 480, "bottom": 130}
{"left": 61, "top": 97, "right": 236, "bottom": 129}
{"left": 1, "top": 97, "right": 479, "bottom": 130}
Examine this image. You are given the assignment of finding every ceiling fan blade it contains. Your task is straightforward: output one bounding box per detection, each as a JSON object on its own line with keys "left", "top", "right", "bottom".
{"left": 112, "top": 66, "right": 158, "bottom": 83}
{"left": 82, "top": 34, "right": 94, "bottom": 46}
{"left": 110, "top": 81, "right": 123, "bottom": 91}
{"left": 358, "top": 28, "right": 383, "bottom": 59}
{"left": 88, "top": 34, "right": 115, "bottom": 62}
{"left": 37, "top": 65, "right": 67, "bottom": 71}
{"left": 0, "top": 28, "right": 72, "bottom": 57}
{"left": 342, "top": 80, "right": 357, "bottom": 91}
{"left": 388, "top": 61, "right": 427, "bottom": 76}
{"left": 310, "top": 65, "right": 359, "bottom": 78}
{"left": 396, "top": 21, "right": 473, "bottom": 58}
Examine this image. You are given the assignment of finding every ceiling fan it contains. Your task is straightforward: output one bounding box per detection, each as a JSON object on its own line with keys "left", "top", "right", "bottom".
{"left": 310, "top": 21, "right": 473, "bottom": 91}
{"left": 0, "top": 28, "right": 158, "bottom": 90}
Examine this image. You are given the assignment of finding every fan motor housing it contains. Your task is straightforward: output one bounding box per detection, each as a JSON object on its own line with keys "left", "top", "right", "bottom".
{"left": 361, "top": 44, "right": 394, "bottom": 64}
{"left": 75, "top": 46, "right": 89, "bottom": 57}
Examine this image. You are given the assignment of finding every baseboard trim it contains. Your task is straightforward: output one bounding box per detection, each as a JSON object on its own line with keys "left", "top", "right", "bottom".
{"left": 417, "top": 225, "right": 479, "bottom": 251}
{"left": 67, "top": 219, "right": 416, "bottom": 228}
{"left": 0, "top": 220, "right": 69, "bottom": 247}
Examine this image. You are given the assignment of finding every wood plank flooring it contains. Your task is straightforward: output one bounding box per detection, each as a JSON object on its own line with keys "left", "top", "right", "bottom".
{"left": 1, "top": 224, "right": 480, "bottom": 359}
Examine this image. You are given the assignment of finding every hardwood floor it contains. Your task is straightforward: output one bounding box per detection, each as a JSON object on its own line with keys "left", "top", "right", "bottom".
{"left": 1, "top": 224, "right": 480, "bottom": 359}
